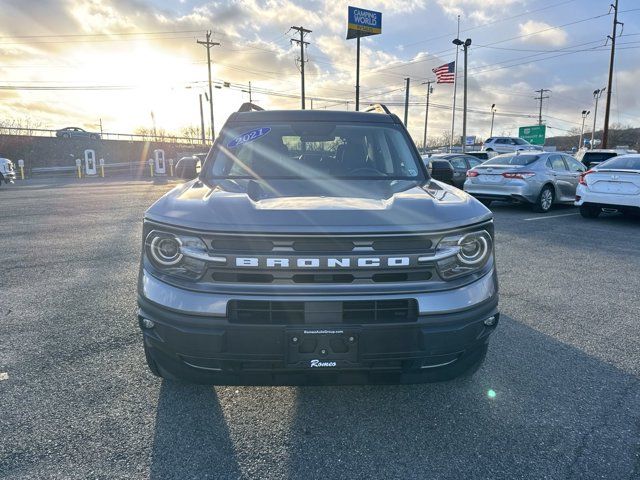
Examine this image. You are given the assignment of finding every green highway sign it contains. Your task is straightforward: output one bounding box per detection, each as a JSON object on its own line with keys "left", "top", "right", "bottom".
{"left": 518, "top": 125, "right": 546, "bottom": 145}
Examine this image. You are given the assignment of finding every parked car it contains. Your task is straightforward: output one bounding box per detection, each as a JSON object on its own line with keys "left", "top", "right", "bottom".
{"left": 175, "top": 155, "right": 204, "bottom": 179}
{"left": 56, "top": 127, "right": 100, "bottom": 140}
{"left": 575, "top": 154, "right": 640, "bottom": 218}
{"left": 466, "top": 151, "right": 495, "bottom": 161}
{"left": 422, "top": 155, "right": 454, "bottom": 185}
{"left": 0, "top": 157, "right": 16, "bottom": 186}
{"left": 137, "top": 103, "right": 499, "bottom": 385}
{"left": 464, "top": 151, "right": 586, "bottom": 212}
{"left": 481, "top": 137, "right": 543, "bottom": 154}
{"left": 574, "top": 148, "right": 638, "bottom": 169}
{"left": 429, "top": 154, "right": 485, "bottom": 188}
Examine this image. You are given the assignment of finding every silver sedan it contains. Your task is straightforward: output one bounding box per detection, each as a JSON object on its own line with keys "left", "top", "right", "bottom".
{"left": 464, "top": 152, "right": 586, "bottom": 213}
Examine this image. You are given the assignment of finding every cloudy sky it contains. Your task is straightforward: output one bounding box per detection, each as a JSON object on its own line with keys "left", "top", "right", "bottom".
{"left": 1, "top": 0, "right": 639, "bottom": 143}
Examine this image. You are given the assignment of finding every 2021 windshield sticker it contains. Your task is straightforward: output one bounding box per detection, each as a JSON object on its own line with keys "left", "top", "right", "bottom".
{"left": 227, "top": 127, "right": 271, "bottom": 148}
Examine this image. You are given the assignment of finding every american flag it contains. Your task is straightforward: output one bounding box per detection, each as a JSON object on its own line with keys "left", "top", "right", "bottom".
{"left": 432, "top": 61, "right": 455, "bottom": 84}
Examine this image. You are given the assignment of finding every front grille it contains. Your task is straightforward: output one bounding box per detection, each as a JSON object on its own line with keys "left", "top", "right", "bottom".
{"left": 202, "top": 232, "right": 438, "bottom": 285}
{"left": 228, "top": 299, "right": 418, "bottom": 325}
{"left": 207, "top": 234, "right": 433, "bottom": 254}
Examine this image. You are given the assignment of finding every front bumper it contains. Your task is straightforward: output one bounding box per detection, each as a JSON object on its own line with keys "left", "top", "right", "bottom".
{"left": 138, "top": 268, "right": 499, "bottom": 384}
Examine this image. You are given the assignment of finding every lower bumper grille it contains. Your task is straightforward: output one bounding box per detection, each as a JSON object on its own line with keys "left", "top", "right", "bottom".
{"left": 228, "top": 299, "right": 418, "bottom": 325}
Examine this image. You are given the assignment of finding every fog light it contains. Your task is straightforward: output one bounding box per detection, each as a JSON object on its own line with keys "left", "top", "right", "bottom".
{"left": 483, "top": 316, "right": 496, "bottom": 326}
{"left": 141, "top": 318, "right": 155, "bottom": 329}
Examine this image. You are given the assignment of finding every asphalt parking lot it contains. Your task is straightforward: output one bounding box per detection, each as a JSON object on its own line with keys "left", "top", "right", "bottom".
{"left": 0, "top": 178, "right": 638, "bottom": 480}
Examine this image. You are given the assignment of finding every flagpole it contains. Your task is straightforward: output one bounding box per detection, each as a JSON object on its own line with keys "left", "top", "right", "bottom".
{"left": 449, "top": 15, "right": 460, "bottom": 153}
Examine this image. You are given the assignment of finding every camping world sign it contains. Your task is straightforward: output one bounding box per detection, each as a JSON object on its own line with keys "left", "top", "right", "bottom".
{"left": 347, "top": 6, "right": 382, "bottom": 39}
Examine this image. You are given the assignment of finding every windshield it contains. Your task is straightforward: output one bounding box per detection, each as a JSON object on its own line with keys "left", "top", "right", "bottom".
{"left": 583, "top": 152, "right": 617, "bottom": 162}
{"left": 597, "top": 156, "right": 640, "bottom": 170}
{"left": 482, "top": 154, "right": 539, "bottom": 166}
{"left": 513, "top": 138, "right": 530, "bottom": 145}
{"left": 207, "top": 122, "right": 425, "bottom": 180}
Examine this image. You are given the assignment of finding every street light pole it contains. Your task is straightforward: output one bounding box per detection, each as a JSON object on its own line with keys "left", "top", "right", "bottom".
{"left": 453, "top": 38, "right": 471, "bottom": 152}
{"left": 490, "top": 104, "right": 496, "bottom": 138}
{"left": 591, "top": 88, "right": 605, "bottom": 149}
{"left": 579, "top": 110, "right": 590, "bottom": 150}
{"left": 421, "top": 81, "right": 434, "bottom": 150}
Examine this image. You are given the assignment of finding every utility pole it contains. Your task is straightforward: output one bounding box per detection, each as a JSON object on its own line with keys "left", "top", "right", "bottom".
{"left": 199, "top": 93, "right": 206, "bottom": 145}
{"left": 453, "top": 37, "right": 472, "bottom": 152}
{"left": 421, "top": 80, "right": 434, "bottom": 150}
{"left": 241, "top": 81, "right": 253, "bottom": 103}
{"left": 591, "top": 88, "right": 605, "bottom": 149}
{"left": 534, "top": 89, "right": 551, "bottom": 126}
{"left": 490, "top": 104, "right": 496, "bottom": 138}
{"left": 197, "top": 31, "right": 220, "bottom": 141}
{"left": 290, "top": 26, "right": 311, "bottom": 109}
{"left": 579, "top": 110, "right": 590, "bottom": 150}
{"left": 403, "top": 77, "right": 410, "bottom": 126}
{"left": 602, "top": 0, "right": 622, "bottom": 148}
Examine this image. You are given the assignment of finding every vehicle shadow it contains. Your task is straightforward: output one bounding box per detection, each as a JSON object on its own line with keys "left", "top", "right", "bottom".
{"left": 283, "top": 316, "right": 639, "bottom": 480}
{"left": 147, "top": 319, "right": 639, "bottom": 480}
{"left": 150, "top": 380, "right": 241, "bottom": 480}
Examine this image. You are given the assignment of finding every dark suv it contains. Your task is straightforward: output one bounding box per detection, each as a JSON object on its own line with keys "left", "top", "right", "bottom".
{"left": 137, "top": 103, "right": 499, "bottom": 385}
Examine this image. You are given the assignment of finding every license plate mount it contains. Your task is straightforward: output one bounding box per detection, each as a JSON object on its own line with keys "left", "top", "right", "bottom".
{"left": 285, "top": 328, "right": 360, "bottom": 369}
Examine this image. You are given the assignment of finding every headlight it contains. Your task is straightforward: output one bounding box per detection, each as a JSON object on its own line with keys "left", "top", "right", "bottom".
{"left": 435, "top": 230, "right": 493, "bottom": 280}
{"left": 145, "top": 230, "right": 210, "bottom": 280}
{"left": 149, "top": 235, "right": 182, "bottom": 266}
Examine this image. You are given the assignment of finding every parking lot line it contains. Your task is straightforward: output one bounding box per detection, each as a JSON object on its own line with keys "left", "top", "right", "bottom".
{"left": 523, "top": 212, "right": 579, "bottom": 222}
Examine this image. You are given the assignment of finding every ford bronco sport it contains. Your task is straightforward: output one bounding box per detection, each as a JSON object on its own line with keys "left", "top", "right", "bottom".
{"left": 137, "top": 103, "right": 499, "bottom": 385}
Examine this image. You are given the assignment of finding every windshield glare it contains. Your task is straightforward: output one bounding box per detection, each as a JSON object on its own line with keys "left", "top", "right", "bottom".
{"left": 208, "top": 122, "right": 424, "bottom": 180}
{"left": 483, "top": 154, "right": 539, "bottom": 166}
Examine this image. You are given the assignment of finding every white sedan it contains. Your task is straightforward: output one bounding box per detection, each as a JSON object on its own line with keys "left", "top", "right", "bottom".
{"left": 575, "top": 154, "right": 640, "bottom": 218}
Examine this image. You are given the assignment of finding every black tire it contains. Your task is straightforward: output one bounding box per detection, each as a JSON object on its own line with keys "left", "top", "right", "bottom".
{"left": 579, "top": 204, "right": 601, "bottom": 218}
{"left": 533, "top": 185, "right": 554, "bottom": 213}
{"left": 144, "top": 343, "right": 163, "bottom": 378}
{"left": 485, "top": 148, "right": 493, "bottom": 152}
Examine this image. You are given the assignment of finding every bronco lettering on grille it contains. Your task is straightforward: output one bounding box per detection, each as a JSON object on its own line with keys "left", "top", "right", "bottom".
{"left": 235, "top": 257, "right": 411, "bottom": 268}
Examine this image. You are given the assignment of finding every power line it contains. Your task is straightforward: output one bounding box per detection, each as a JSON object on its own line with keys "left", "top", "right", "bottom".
{"left": 0, "top": 29, "right": 203, "bottom": 40}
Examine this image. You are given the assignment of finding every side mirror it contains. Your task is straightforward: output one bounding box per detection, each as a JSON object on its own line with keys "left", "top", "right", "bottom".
{"left": 175, "top": 157, "right": 199, "bottom": 180}
{"left": 429, "top": 160, "right": 455, "bottom": 185}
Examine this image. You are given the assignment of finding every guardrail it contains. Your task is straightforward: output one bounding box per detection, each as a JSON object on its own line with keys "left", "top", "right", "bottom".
{"left": 0, "top": 126, "right": 208, "bottom": 145}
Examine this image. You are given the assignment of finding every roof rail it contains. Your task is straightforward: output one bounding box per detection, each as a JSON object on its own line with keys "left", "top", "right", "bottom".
{"left": 364, "top": 103, "right": 392, "bottom": 114}
{"left": 237, "top": 102, "right": 264, "bottom": 112}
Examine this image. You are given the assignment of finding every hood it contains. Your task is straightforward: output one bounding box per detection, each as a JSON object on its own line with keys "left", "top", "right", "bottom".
{"left": 145, "top": 178, "right": 492, "bottom": 234}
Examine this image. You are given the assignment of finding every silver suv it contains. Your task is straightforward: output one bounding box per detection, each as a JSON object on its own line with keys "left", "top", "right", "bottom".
{"left": 482, "top": 137, "right": 542, "bottom": 153}
{"left": 137, "top": 103, "right": 499, "bottom": 385}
